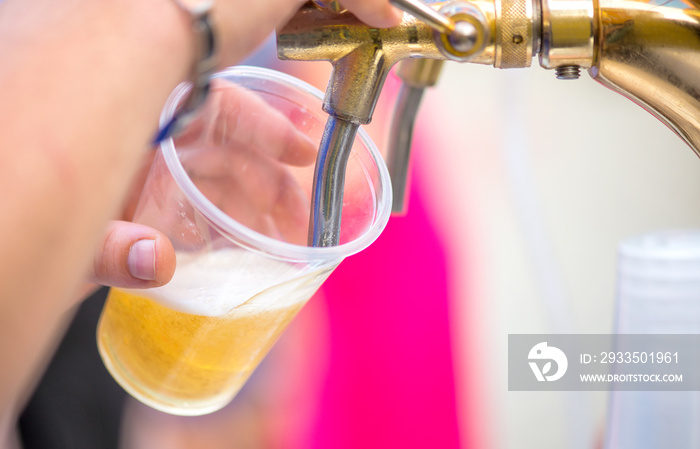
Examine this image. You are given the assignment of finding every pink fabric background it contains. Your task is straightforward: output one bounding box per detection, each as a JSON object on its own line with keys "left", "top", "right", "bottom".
{"left": 307, "top": 155, "right": 464, "bottom": 448}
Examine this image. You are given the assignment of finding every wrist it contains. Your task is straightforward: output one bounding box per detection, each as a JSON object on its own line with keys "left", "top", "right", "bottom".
{"left": 154, "top": 0, "right": 218, "bottom": 142}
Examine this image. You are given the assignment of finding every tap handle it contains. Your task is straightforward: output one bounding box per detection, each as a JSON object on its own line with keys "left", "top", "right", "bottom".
{"left": 390, "top": 0, "right": 456, "bottom": 33}
{"left": 389, "top": 0, "right": 478, "bottom": 53}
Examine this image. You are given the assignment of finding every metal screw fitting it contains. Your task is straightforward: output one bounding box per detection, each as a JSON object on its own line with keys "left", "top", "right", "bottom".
{"left": 555, "top": 64, "right": 581, "bottom": 79}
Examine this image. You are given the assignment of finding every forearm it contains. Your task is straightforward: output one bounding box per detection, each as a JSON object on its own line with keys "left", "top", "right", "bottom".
{"left": 0, "top": 0, "right": 192, "bottom": 416}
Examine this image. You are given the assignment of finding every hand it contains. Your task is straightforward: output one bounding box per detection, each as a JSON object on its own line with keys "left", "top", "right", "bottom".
{"left": 175, "top": 78, "right": 317, "bottom": 245}
{"left": 85, "top": 78, "right": 317, "bottom": 294}
{"left": 89, "top": 0, "right": 400, "bottom": 285}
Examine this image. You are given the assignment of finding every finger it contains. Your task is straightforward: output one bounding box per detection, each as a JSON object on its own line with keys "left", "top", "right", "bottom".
{"left": 342, "top": 0, "right": 403, "bottom": 28}
{"left": 210, "top": 80, "right": 317, "bottom": 166}
{"left": 90, "top": 221, "right": 176, "bottom": 288}
{"left": 182, "top": 142, "right": 310, "bottom": 225}
{"left": 176, "top": 80, "right": 318, "bottom": 167}
{"left": 218, "top": 158, "right": 310, "bottom": 245}
{"left": 195, "top": 175, "right": 278, "bottom": 237}
{"left": 190, "top": 151, "right": 308, "bottom": 244}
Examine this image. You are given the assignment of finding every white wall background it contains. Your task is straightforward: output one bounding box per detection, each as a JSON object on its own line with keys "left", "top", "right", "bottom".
{"left": 413, "top": 62, "right": 700, "bottom": 449}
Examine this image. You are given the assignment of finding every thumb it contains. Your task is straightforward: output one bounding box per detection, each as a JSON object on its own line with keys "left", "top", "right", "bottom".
{"left": 90, "top": 221, "right": 176, "bottom": 288}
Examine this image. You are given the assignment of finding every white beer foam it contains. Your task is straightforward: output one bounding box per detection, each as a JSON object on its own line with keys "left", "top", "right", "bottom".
{"left": 129, "top": 248, "right": 306, "bottom": 316}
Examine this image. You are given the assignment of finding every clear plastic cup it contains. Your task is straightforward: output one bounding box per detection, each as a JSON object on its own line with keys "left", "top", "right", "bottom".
{"left": 605, "top": 230, "right": 700, "bottom": 449}
{"left": 96, "top": 66, "right": 392, "bottom": 416}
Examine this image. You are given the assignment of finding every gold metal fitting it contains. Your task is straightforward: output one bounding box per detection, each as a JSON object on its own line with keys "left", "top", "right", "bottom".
{"left": 278, "top": 3, "right": 446, "bottom": 124}
{"left": 494, "top": 0, "right": 535, "bottom": 68}
{"left": 539, "top": 0, "right": 595, "bottom": 70}
{"left": 591, "top": 0, "right": 700, "bottom": 154}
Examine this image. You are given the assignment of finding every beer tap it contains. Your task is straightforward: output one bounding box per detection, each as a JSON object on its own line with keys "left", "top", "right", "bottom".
{"left": 278, "top": 0, "right": 700, "bottom": 244}
{"left": 280, "top": 1, "right": 490, "bottom": 246}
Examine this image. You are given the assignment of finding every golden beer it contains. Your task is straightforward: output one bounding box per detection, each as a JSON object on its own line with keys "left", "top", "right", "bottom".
{"left": 97, "top": 250, "right": 320, "bottom": 416}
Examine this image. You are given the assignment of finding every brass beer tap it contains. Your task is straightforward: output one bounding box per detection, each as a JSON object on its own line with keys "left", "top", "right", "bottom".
{"left": 278, "top": 0, "right": 700, "bottom": 244}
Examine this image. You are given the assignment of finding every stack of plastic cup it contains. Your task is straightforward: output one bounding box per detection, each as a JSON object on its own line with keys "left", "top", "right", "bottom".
{"left": 605, "top": 230, "right": 700, "bottom": 449}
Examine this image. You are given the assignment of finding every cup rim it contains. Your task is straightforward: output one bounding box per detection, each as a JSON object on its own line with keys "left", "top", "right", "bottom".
{"left": 159, "top": 65, "right": 392, "bottom": 262}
